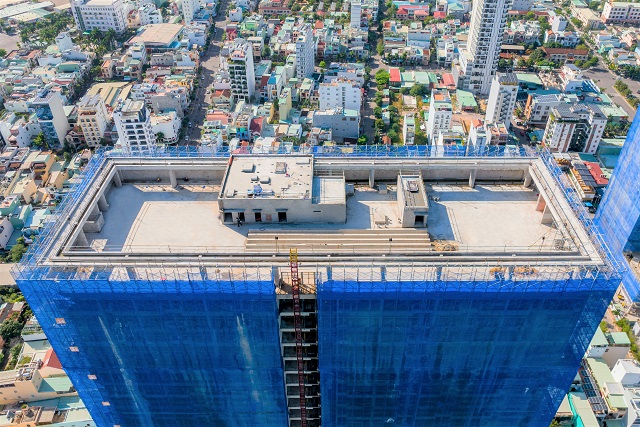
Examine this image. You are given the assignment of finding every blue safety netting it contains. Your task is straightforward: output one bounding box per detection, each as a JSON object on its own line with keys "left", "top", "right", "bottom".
{"left": 17, "top": 277, "right": 288, "bottom": 427}
{"left": 317, "top": 278, "right": 616, "bottom": 427}
{"left": 596, "top": 113, "right": 640, "bottom": 300}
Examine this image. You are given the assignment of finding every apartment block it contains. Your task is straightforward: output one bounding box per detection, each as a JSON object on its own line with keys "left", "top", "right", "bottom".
{"left": 426, "top": 89, "right": 452, "bottom": 142}
{"left": 602, "top": 1, "right": 640, "bottom": 23}
{"left": 458, "top": 0, "right": 513, "bottom": 94}
{"left": 318, "top": 78, "right": 362, "bottom": 111}
{"left": 221, "top": 38, "right": 256, "bottom": 102}
{"left": 485, "top": 73, "right": 519, "bottom": 127}
{"left": 31, "top": 89, "right": 69, "bottom": 146}
{"left": 71, "top": 0, "right": 128, "bottom": 34}
{"left": 543, "top": 104, "right": 606, "bottom": 153}
{"left": 524, "top": 93, "right": 563, "bottom": 124}
{"left": 296, "top": 23, "right": 315, "bottom": 79}
{"left": 113, "top": 99, "right": 157, "bottom": 154}
{"left": 312, "top": 108, "right": 360, "bottom": 141}
{"left": 77, "top": 94, "right": 109, "bottom": 148}
{"left": 182, "top": 0, "right": 201, "bottom": 23}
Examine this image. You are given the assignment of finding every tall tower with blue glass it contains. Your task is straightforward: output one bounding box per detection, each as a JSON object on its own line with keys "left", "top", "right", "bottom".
{"left": 15, "top": 151, "right": 621, "bottom": 427}
{"left": 595, "top": 113, "right": 640, "bottom": 301}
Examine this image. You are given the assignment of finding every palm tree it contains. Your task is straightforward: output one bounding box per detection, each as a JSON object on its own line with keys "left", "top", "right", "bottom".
{"left": 156, "top": 132, "right": 165, "bottom": 143}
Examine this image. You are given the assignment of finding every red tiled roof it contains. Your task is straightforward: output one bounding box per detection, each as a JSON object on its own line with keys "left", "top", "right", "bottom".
{"left": 389, "top": 67, "right": 401, "bottom": 82}
{"left": 415, "top": 9, "right": 429, "bottom": 16}
{"left": 442, "top": 73, "right": 455, "bottom": 86}
{"left": 541, "top": 47, "right": 589, "bottom": 55}
{"left": 42, "top": 348, "right": 62, "bottom": 370}
{"left": 434, "top": 11, "right": 446, "bottom": 18}
{"left": 250, "top": 117, "right": 264, "bottom": 134}
{"left": 585, "top": 161, "right": 609, "bottom": 186}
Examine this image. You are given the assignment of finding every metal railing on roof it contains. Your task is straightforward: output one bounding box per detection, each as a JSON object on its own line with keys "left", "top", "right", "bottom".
{"left": 11, "top": 144, "right": 623, "bottom": 284}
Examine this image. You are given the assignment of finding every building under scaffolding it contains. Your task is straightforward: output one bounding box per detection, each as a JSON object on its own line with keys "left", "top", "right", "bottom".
{"left": 13, "top": 149, "right": 621, "bottom": 427}
{"left": 595, "top": 114, "right": 640, "bottom": 309}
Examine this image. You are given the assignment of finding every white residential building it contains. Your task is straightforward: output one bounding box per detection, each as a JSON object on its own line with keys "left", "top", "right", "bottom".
{"left": 457, "top": 0, "right": 513, "bottom": 95}
{"left": 350, "top": 0, "right": 362, "bottom": 29}
{"left": 524, "top": 93, "right": 563, "bottom": 124}
{"left": 542, "top": 104, "right": 607, "bottom": 154}
{"left": 31, "top": 89, "right": 69, "bottom": 146}
{"left": 0, "top": 113, "right": 40, "bottom": 148}
{"left": 77, "top": 94, "right": 109, "bottom": 148}
{"left": 296, "top": 23, "right": 315, "bottom": 79}
{"left": 544, "top": 30, "right": 580, "bottom": 48}
{"left": 55, "top": 32, "right": 74, "bottom": 52}
{"left": 312, "top": 108, "right": 360, "bottom": 142}
{"left": 71, "top": 0, "right": 128, "bottom": 34}
{"left": 467, "top": 119, "right": 488, "bottom": 153}
{"left": 185, "top": 23, "right": 207, "bottom": 46}
{"left": 0, "top": 217, "right": 13, "bottom": 249}
{"left": 221, "top": 38, "right": 256, "bottom": 102}
{"left": 319, "top": 79, "right": 362, "bottom": 111}
{"left": 407, "top": 29, "right": 432, "bottom": 48}
{"left": 150, "top": 111, "right": 181, "bottom": 144}
{"left": 558, "top": 64, "right": 587, "bottom": 92}
{"left": 426, "top": 89, "right": 452, "bottom": 142}
{"left": 182, "top": 0, "right": 201, "bottom": 23}
{"left": 228, "top": 7, "right": 243, "bottom": 22}
{"left": 485, "top": 73, "right": 519, "bottom": 127}
{"left": 551, "top": 15, "right": 568, "bottom": 32}
{"left": 113, "top": 100, "right": 157, "bottom": 154}
{"left": 602, "top": 1, "right": 640, "bottom": 24}
{"left": 139, "top": 3, "right": 162, "bottom": 25}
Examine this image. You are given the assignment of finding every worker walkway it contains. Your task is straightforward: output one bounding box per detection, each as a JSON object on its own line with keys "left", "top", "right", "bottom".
{"left": 245, "top": 229, "right": 432, "bottom": 255}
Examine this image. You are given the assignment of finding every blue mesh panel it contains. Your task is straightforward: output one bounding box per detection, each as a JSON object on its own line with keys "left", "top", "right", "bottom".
{"left": 17, "top": 277, "right": 288, "bottom": 427}
{"left": 318, "top": 280, "right": 614, "bottom": 427}
{"left": 595, "top": 112, "right": 640, "bottom": 299}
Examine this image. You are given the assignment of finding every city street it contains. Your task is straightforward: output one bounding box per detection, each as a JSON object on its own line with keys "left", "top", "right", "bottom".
{"left": 184, "top": 0, "right": 229, "bottom": 144}
{"left": 582, "top": 67, "right": 638, "bottom": 119}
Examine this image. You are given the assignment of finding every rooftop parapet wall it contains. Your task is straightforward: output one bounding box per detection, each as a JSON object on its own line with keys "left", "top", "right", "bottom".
{"left": 13, "top": 146, "right": 622, "bottom": 285}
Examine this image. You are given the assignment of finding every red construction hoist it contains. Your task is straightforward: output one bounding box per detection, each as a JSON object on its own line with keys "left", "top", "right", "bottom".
{"left": 289, "top": 248, "right": 307, "bottom": 427}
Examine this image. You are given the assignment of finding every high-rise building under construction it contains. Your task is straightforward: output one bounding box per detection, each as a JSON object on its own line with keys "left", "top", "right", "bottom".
{"left": 14, "top": 149, "right": 621, "bottom": 427}
{"left": 595, "top": 114, "right": 640, "bottom": 305}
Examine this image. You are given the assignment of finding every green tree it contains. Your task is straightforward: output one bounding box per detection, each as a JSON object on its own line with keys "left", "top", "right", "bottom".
{"left": 387, "top": 129, "right": 399, "bottom": 143}
{"left": 376, "top": 39, "right": 384, "bottom": 56}
{"left": 571, "top": 17, "right": 583, "bottom": 29}
{"left": 373, "top": 106, "right": 382, "bottom": 118}
{"left": 0, "top": 319, "right": 22, "bottom": 341}
{"left": 262, "top": 46, "right": 271, "bottom": 57}
{"left": 409, "top": 83, "right": 427, "bottom": 97}
{"left": 375, "top": 69, "right": 390, "bottom": 87}
{"left": 5, "top": 236, "right": 27, "bottom": 263}
{"left": 319, "top": 60, "right": 327, "bottom": 69}
{"left": 156, "top": 132, "right": 165, "bottom": 142}
{"left": 357, "top": 135, "right": 368, "bottom": 145}
{"left": 0, "top": 49, "right": 6, "bottom": 58}
{"left": 31, "top": 132, "right": 46, "bottom": 148}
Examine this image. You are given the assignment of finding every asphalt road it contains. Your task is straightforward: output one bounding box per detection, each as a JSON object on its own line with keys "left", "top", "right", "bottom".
{"left": 183, "top": 0, "right": 229, "bottom": 145}
{"left": 582, "top": 67, "right": 638, "bottom": 120}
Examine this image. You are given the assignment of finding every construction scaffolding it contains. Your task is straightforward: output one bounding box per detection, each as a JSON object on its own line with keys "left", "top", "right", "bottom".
{"left": 11, "top": 148, "right": 624, "bottom": 427}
